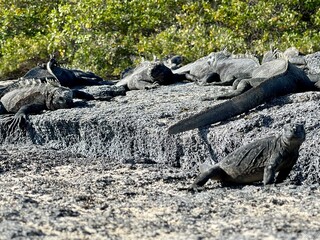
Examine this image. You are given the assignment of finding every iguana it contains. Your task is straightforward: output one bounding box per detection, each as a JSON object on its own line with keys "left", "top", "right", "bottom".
{"left": 208, "top": 59, "right": 295, "bottom": 100}
{"left": 261, "top": 47, "right": 278, "bottom": 64}
{"left": 261, "top": 47, "right": 306, "bottom": 66}
{"left": 262, "top": 47, "right": 320, "bottom": 83}
{"left": 23, "top": 57, "right": 113, "bottom": 88}
{"left": 283, "top": 47, "right": 306, "bottom": 67}
{"left": 163, "top": 55, "right": 184, "bottom": 70}
{"left": 172, "top": 52, "right": 220, "bottom": 81}
{"left": 199, "top": 50, "right": 260, "bottom": 86}
{"left": 116, "top": 61, "right": 197, "bottom": 90}
{"left": 0, "top": 78, "right": 94, "bottom": 131}
{"left": 168, "top": 59, "right": 319, "bottom": 134}
{"left": 173, "top": 49, "right": 260, "bottom": 85}
{"left": 189, "top": 123, "right": 305, "bottom": 189}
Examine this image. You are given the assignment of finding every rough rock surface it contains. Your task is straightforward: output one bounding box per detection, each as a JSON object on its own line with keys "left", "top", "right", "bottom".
{"left": 0, "top": 82, "right": 319, "bottom": 239}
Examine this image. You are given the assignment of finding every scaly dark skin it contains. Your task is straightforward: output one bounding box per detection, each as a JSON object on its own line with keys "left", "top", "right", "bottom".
{"left": 23, "top": 56, "right": 114, "bottom": 88}
{"left": 0, "top": 78, "right": 93, "bottom": 132}
{"left": 172, "top": 50, "right": 259, "bottom": 86}
{"left": 172, "top": 52, "right": 217, "bottom": 80}
{"left": 199, "top": 50, "right": 260, "bottom": 86}
{"left": 202, "top": 50, "right": 320, "bottom": 100}
{"left": 116, "top": 61, "right": 198, "bottom": 90}
{"left": 168, "top": 59, "right": 320, "bottom": 135}
{"left": 206, "top": 59, "right": 292, "bottom": 100}
{"left": 190, "top": 123, "right": 306, "bottom": 190}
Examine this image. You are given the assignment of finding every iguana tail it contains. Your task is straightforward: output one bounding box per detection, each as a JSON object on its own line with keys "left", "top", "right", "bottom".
{"left": 168, "top": 76, "right": 293, "bottom": 134}
{"left": 168, "top": 90, "right": 263, "bottom": 134}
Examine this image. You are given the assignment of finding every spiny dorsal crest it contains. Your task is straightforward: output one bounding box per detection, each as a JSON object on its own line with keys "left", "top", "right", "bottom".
{"left": 267, "top": 48, "right": 281, "bottom": 59}
{"left": 45, "top": 78, "right": 62, "bottom": 87}
{"left": 275, "top": 51, "right": 289, "bottom": 61}
{"left": 15, "top": 77, "right": 61, "bottom": 88}
{"left": 14, "top": 78, "right": 42, "bottom": 88}
{"left": 231, "top": 53, "right": 260, "bottom": 64}
{"left": 208, "top": 49, "right": 232, "bottom": 65}
{"left": 219, "top": 48, "right": 232, "bottom": 58}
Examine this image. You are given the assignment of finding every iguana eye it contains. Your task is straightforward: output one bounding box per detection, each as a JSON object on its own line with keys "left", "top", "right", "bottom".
{"left": 58, "top": 97, "right": 65, "bottom": 102}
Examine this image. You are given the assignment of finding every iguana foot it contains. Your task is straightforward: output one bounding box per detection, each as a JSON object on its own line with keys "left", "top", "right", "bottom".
{"left": 214, "top": 95, "right": 228, "bottom": 100}
{"left": 187, "top": 184, "right": 204, "bottom": 193}
{"left": 3, "top": 112, "right": 29, "bottom": 134}
{"left": 177, "top": 184, "right": 203, "bottom": 192}
{"left": 201, "top": 96, "right": 218, "bottom": 101}
{"left": 200, "top": 92, "right": 232, "bottom": 101}
{"left": 144, "top": 82, "right": 160, "bottom": 90}
{"left": 195, "top": 80, "right": 211, "bottom": 86}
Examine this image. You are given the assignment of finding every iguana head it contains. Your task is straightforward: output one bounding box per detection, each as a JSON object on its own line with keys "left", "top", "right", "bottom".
{"left": 46, "top": 87, "right": 73, "bottom": 110}
{"left": 148, "top": 62, "right": 172, "bottom": 83}
{"left": 207, "top": 48, "right": 231, "bottom": 68}
{"left": 282, "top": 123, "right": 306, "bottom": 148}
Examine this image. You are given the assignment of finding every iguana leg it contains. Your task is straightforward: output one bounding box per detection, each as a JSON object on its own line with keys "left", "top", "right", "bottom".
{"left": 202, "top": 79, "right": 252, "bottom": 101}
{"left": 144, "top": 82, "right": 160, "bottom": 90}
{"left": 6, "top": 104, "right": 45, "bottom": 133}
{"left": 190, "top": 165, "right": 227, "bottom": 189}
{"left": 209, "top": 77, "right": 236, "bottom": 86}
{"left": 275, "top": 161, "right": 296, "bottom": 183}
{"left": 215, "top": 79, "right": 252, "bottom": 100}
{"left": 0, "top": 102, "right": 7, "bottom": 114}
{"left": 231, "top": 74, "right": 253, "bottom": 89}
{"left": 6, "top": 112, "right": 28, "bottom": 133}
{"left": 131, "top": 80, "right": 159, "bottom": 90}
{"left": 263, "top": 154, "right": 282, "bottom": 185}
{"left": 313, "top": 79, "right": 320, "bottom": 89}
{"left": 172, "top": 73, "right": 199, "bottom": 83}
{"left": 232, "top": 78, "right": 242, "bottom": 89}
{"left": 72, "top": 90, "right": 95, "bottom": 100}
{"left": 198, "top": 72, "right": 221, "bottom": 85}
{"left": 184, "top": 73, "right": 199, "bottom": 82}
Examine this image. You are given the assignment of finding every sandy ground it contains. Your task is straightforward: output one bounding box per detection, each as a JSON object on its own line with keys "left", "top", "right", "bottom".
{"left": 0, "top": 148, "right": 319, "bottom": 240}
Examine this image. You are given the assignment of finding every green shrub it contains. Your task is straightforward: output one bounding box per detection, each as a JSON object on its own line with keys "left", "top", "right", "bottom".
{"left": 0, "top": 0, "right": 319, "bottom": 80}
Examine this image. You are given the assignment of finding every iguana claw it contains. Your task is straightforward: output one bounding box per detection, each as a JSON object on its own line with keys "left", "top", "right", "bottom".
{"left": 3, "top": 112, "right": 28, "bottom": 134}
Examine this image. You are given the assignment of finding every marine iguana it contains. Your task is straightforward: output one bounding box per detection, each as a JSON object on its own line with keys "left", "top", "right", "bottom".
{"left": 163, "top": 55, "right": 184, "bottom": 70}
{"left": 261, "top": 47, "right": 278, "bottom": 64}
{"left": 0, "top": 78, "right": 94, "bottom": 131}
{"left": 172, "top": 52, "right": 220, "bottom": 82}
{"left": 199, "top": 50, "right": 260, "bottom": 85}
{"left": 116, "top": 61, "right": 197, "bottom": 90}
{"left": 262, "top": 47, "right": 310, "bottom": 71}
{"left": 189, "top": 123, "right": 305, "bottom": 189}
{"left": 283, "top": 47, "right": 306, "bottom": 67}
{"left": 173, "top": 49, "right": 259, "bottom": 85}
{"left": 262, "top": 47, "right": 320, "bottom": 83}
{"left": 208, "top": 59, "right": 295, "bottom": 100}
{"left": 23, "top": 57, "right": 113, "bottom": 88}
{"left": 213, "top": 50, "right": 320, "bottom": 100}
{"left": 168, "top": 59, "right": 319, "bottom": 134}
